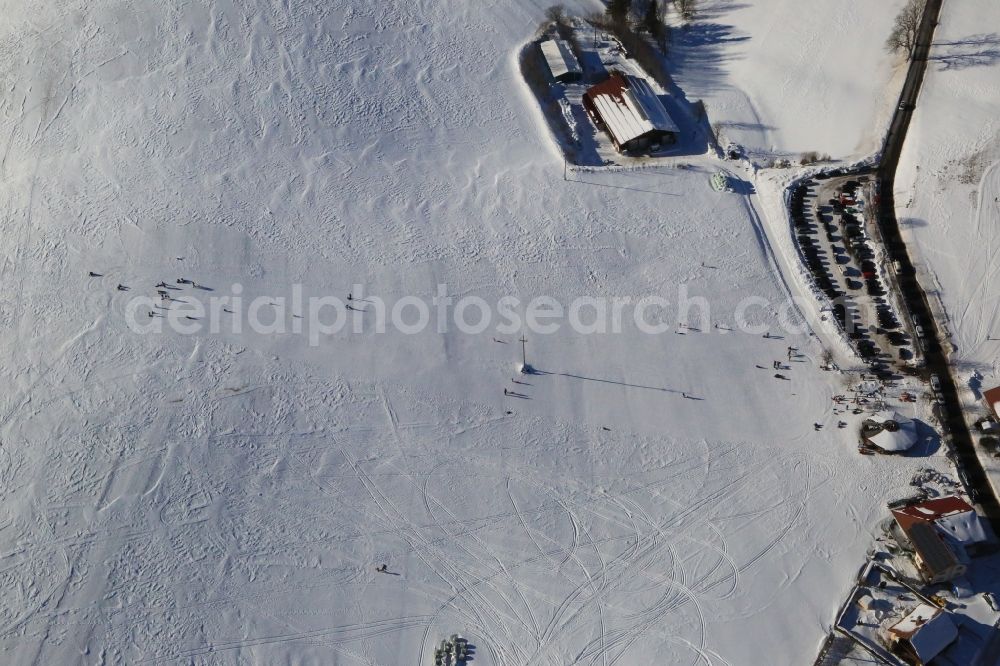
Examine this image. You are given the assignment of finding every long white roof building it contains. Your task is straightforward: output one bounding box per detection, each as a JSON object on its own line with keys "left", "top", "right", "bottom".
{"left": 539, "top": 39, "right": 582, "bottom": 82}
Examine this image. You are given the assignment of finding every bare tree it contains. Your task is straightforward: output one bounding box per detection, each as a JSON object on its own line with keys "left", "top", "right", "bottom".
{"left": 545, "top": 4, "right": 567, "bottom": 26}
{"left": 674, "top": 0, "right": 697, "bottom": 23}
{"left": 886, "top": 0, "right": 924, "bottom": 58}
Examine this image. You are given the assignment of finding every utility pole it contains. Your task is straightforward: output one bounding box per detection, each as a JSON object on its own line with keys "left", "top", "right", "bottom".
{"left": 519, "top": 335, "right": 528, "bottom": 369}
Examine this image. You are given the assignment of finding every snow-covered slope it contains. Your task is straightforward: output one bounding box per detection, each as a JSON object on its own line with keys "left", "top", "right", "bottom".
{"left": 672, "top": 0, "right": 908, "bottom": 162}
{"left": 0, "top": 1, "right": 947, "bottom": 664}
{"left": 895, "top": 0, "right": 1000, "bottom": 368}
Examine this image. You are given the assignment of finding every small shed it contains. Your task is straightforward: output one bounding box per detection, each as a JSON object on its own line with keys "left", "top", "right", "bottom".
{"left": 539, "top": 39, "right": 582, "bottom": 83}
{"left": 886, "top": 603, "right": 957, "bottom": 665}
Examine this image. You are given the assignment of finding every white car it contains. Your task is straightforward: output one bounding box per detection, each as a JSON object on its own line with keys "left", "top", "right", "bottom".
{"left": 930, "top": 375, "right": 942, "bottom": 392}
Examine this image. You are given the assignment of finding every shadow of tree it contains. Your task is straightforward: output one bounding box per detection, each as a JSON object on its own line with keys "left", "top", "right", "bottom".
{"left": 668, "top": 21, "right": 750, "bottom": 96}
{"left": 931, "top": 32, "right": 1000, "bottom": 70}
{"left": 694, "top": 0, "right": 753, "bottom": 22}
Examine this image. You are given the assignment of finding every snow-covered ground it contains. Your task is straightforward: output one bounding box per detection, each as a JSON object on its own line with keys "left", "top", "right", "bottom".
{"left": 669, "top": 0, "right": 910, "bottom": 163}
{"left": 0, "top": 1, "right": 957, "bottom": 664}
{"left": 895, "top": 0, "right": 1000, "bottom": 370}
{"left": 893, "top": 0, "right": 1000, "bottom": 494}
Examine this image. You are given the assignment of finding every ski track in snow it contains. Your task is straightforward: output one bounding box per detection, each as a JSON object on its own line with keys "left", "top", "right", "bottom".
{"left": 0, "top": 1, "right": 956, "bottom": 664}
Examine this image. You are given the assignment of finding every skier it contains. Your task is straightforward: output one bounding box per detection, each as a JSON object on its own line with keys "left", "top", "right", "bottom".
{"left": 88, "top": 271, "right": 100, "bottom": 277}
{"left": 504, "top": 388, "right": 509, "bottom": 396}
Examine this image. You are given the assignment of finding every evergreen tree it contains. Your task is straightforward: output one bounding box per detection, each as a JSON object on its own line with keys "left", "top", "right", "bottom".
{"left": 606, "top": 0, "right": 631, "bottom": 25}
{"left": 643, "top": 0, "right": 662, "bottom": 39}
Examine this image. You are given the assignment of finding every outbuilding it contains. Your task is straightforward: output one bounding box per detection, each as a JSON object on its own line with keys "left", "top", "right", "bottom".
{"left": 886, "top": 603, "right": 957, "bottom": 665}
{"left": 582, "top": 73, "right": 678, "bottom": 153}
{"left": 539, "top": 39, "right": 582, "bottom": 83}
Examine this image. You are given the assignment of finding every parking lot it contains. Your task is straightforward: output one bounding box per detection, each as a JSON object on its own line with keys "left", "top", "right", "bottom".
{"left": 791, "top": 173, "right": 915, "bottom": 377}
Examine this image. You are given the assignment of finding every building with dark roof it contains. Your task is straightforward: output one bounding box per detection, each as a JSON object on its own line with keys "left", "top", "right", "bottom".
{"left": 898, "top": 520, "right": 966, "bottom": 584}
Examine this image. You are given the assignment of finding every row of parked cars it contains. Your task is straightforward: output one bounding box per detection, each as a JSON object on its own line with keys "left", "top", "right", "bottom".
{"left": 791, "top": 176, "right": 913, "bottom": 373}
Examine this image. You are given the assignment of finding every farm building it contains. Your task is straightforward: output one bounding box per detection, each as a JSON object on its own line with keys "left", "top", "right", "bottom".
{"left": 539, "top": 39, "right": 582, "bottom": 83}
{"left": 582, "top": 73, "right": 678, "bottom": 153}
{"left": 983, "top": 385, "right": 1000, "bottom": 420}
{"left": 885, "top": 603, "right": 957, "bottom": 665}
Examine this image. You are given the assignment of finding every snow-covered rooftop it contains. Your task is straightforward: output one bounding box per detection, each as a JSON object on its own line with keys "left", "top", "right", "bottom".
{"left": 865, "top": 411, "right": 917, "bottom": 452}
{"left": 888, "top": 603, "right": 957, "bottom": 664}
{"left": 584, "top": 74, "right": 678, "bottom": 147}
{"left": 936, "top": 511, "right": 988, "bottom": 546}
{"left": 892, "top": 495, "right": 987, "bottom": 547}
{"left": 539, "top": 38, "right": 581, "bottom": 81}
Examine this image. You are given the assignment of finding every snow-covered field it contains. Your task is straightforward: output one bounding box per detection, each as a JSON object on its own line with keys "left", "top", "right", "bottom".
{"left": 670, "top": 0, "right": 909, "bottom": 162}
{"left": 895, "top": 0, "right": 1000, "bottom": 372}
{"left": 0, "top": 1, "right": 954, "bottom": 664}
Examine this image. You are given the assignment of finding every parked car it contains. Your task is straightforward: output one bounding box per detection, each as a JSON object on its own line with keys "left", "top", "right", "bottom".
{"left": 930, "top": 374, "right": 942, "bottom": 392}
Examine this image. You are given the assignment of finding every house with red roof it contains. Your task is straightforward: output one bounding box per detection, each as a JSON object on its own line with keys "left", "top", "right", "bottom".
{"left": 891, "top": 495, "right": 990, "bottom": 581}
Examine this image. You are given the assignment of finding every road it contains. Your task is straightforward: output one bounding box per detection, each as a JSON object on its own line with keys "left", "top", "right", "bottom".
{"left": 873, "top": 0, "right": 1000, "bottom": 528}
